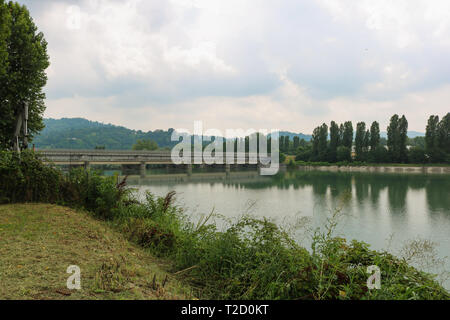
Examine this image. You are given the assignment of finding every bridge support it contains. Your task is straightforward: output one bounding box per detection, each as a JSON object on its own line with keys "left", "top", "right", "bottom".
{"left": 140, "top": 162, "right": 146, "bottom": 178}
{"left": 84, "top": 161, "right": 90, "bottom": 171}
{"left": 187, "top": 164, "right": 193, "bottom": 176}
{"left": 225, "top": 164, "right": 231, "bottom": 177}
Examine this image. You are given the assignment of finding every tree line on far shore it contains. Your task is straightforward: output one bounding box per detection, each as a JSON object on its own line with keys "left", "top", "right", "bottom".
{"left": 280, "top": 113, "right": 449, "bottom": 164}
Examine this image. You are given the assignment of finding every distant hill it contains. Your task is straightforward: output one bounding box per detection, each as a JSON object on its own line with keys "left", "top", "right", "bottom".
{"left": 380, "top": 131, "right": 425, "bottom": 138}
{"left": 34, "top": 118, "right": 178, "bottom": 150}
{"left": 272, "top": 131, "right": 312, "bottom": 141}
{"left": 33, "top": 118, "right": 313, "bottom": 150}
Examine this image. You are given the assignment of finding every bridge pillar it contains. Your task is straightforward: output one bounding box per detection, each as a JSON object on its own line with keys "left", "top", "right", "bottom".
{"left": 187, "top": 164, "right": 193, "bottom": 176}
{"left": 84, "top": 161, "right": 90, "bottom": 171}
{"left": 140, "top": 162, "right": 146, "bottom": 178}
{"left": 225, "top": 164, "right": 231, "bottom": 177}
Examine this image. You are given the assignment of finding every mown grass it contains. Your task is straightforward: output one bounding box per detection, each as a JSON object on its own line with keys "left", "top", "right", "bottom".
{"left": 0, "top": 203, "right": 193, "bottom": 300}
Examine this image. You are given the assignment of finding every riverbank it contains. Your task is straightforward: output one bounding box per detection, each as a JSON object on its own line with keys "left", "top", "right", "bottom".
{"left": 295, "top": 164, "right": 450, "bottom": 174}
{"left": 0, "top": 204, "right": 192, "bottom": 300}
{"left": 1, "top": 201, "right": 449, "bottom": 300}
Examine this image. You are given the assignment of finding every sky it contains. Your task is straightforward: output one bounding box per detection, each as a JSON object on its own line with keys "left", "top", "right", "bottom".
{"left": 20, "top": 0, "right": 450, "bottom": 133}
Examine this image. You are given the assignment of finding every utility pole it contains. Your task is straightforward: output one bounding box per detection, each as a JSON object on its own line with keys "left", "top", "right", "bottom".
{"left": 13, "top": 102, "right": 29, "bottom": 154}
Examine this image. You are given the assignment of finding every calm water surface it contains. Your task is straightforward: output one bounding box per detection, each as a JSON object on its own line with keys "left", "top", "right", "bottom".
{"left": 127, "top": 169, "right": 450, "bottom": 288}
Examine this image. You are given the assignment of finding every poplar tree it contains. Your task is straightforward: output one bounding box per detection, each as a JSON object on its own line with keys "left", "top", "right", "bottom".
{"left": 355, "top": 122, "right": 366, "bottom": 161}
{"left": 342, "top": 121, "right": 353, "bottom": 149}
{"left": 387, "top": 115, "right": 400, "bottom": 162}
{"left": 426, "top": 115, "right": 440, "bottom": 162}
{"left": 328, "top": 121, "right": 340, "bottom": 162}
{"left": 369, "top": 121, "right": 380, "bottom": 150}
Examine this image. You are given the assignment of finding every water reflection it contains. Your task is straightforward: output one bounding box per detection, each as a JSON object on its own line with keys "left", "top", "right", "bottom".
{"left": 219, "top": 171, "right": 449, "bottom": 216}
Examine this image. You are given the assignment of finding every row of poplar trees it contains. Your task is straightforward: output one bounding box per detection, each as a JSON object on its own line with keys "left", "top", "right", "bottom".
{"left": 307, "top": 113, "right": 449, "bottom": 164}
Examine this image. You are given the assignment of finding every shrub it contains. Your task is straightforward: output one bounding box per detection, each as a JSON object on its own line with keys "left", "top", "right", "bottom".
{"left": 0, "top": 151, "right": 126, "bottom": 220}
{"left": 408, "top": 147, "right": 427, "bottom": 164}
{"left": 0, "top": 150, "right": 61, "bottom": 203}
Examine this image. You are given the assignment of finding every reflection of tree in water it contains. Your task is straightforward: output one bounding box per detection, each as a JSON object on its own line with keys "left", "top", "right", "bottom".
{"left": 221, "top": 171, "right": 448, "bottom": 216}
{"left": 386, "top": 176, "right": 408, "bottom": 212}
{"left": 426, "top": 176, "right": 450, "bottom": 213}
{"left": 354, "top": 175, "right": 369, "bottom": 205}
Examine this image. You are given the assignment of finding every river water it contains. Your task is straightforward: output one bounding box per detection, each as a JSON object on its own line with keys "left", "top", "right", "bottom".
{"left": 124, "top": 169, "right": 450, "bottom": 289}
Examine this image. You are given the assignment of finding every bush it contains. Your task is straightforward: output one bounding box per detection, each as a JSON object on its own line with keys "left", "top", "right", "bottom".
{"left": 337, "top": 146, "right": 352, "bottom": 162}
{"left": 0, "top": 151, "right": 61, "bottom": 204}
{"left": 0, "top": 151, "right": 126, "bottom": 220}
{"left": 408, "top": 147, "right": 427, "bottom": 164}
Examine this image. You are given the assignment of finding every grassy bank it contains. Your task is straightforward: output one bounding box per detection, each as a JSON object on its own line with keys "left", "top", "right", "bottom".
{"left": 0, "top": 204, "right": 192, "bottom": 300}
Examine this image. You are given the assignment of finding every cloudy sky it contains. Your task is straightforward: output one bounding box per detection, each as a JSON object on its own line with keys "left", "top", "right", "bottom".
{"left": 21, "top": 0, "right": 450, "bottom": 133}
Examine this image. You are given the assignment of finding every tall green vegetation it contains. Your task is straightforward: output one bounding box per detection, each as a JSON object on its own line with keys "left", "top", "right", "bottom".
{"left": 0, "top": 2, "right": 49, "bottom": 149}
{"left": 438, "top": 113, "right": 450, "bottom": 161}
{"left": 311, "top": 123, "right": 328, "bottom": 161}
{"left": 426, "top": 113, "right": 450, "bottom": 163}
{"left": 295, "top": 114, "right": 447, "bottom": 164}
{"left": 355, "top": 122, "right": 366, "bottom": 161}
{"left": 328, "top": 121, "right": 340, "bottom": 162}
{"left": 387, "top": 115, "right": 408, "bottom": 163}
{"left": 0, "top": 0, "right": 10, "bottom": 79}
{"left": 341, "top": 121, "right": 354, "bottom": 150}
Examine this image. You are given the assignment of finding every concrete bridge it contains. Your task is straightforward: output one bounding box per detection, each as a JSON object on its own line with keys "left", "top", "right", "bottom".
{"left": 37, "top": 149, "right": 271, "bottom": 177}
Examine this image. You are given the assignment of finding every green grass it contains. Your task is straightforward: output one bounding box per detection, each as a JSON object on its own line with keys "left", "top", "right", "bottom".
{"left": 0, "top": 204, "right": 193, "bottom": 300}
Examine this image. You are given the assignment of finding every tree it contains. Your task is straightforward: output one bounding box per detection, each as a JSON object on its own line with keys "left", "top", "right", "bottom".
{"left": 371, "top": 145, "right": 390, "bottom": 163}
{"left": 398, "top": 115, "right": 408, "bottom": 163}
{"left": 355, "top": 122, "right": 366, "bottom": 161}
{"left": 387, "top": 114, "right": 408, "bottom": 163}
{"left": 339, "top": 124, "right": 344, "bottom": 146}
{"left": 425, "top": 115, "right": 440, "bottom": 163}
{"left": 336, "top": 146, "right": 351, "bottom": 162}
{"left": 342, "top": 121, "right": 353, "bottom": 150}
{"left": 132, "top": 139, "right": 158, "bottom": 151}
{"left": 318, "top": 123, "right": 328, "bottom": 161}
{"left": 311, "top": 127, "right": 320, "bottom": 161}
{"left": 284, "top": 136, "right": 290, "bottom": 154}
{"left": 295, "top": 144, "right": 312, "bottom": 162}
{"left": 0, "top": 2, "right": 49, "bottom": 149}
{"left": 363, "top": 130, "right": 370, "bottom": 157}
{"left": 328, "top": 121, "right": 339, "bottom": 162}
{"left": 0, "top": 0, "right": 9, "bottom": 79}
{"left": 369, "top": 121, "right": 380, "bottom": 150}
{"left": 387, "top": 115, "right": 399, "bottom": 162}
{"left": 437, "top": 113, "right": 450, "bottom": 162}
{"left": 408, "top": 147, "right": 426, "bottom": 164}
{"left": 293, "top": 136, "right": 300, "bottom": 151}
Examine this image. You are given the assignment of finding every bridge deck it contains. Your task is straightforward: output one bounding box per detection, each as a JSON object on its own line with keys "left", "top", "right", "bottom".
{"left": 37, "top": 149, "right": 270, "bottom": 165}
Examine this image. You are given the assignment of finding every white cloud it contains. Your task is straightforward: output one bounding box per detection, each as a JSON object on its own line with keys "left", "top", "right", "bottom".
{"left": 19, "top": 0, "right": 450, "bottom": 133}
